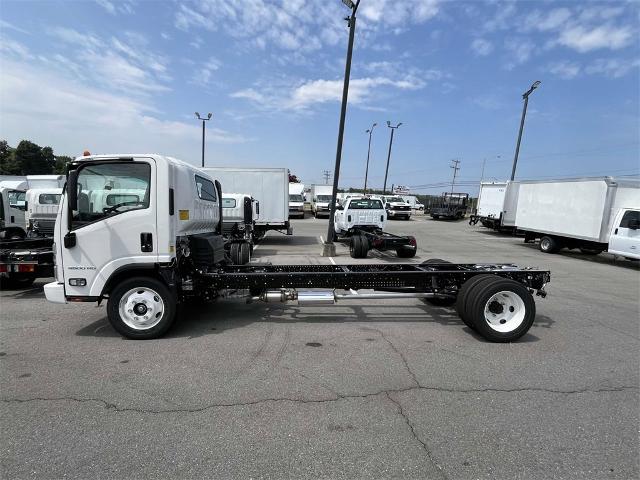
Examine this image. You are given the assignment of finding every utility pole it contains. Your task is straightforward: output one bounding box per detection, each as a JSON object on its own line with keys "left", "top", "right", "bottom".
{"left": 511, "top": 81, "right": 541, "bottom": 180}
{"left": 450, "top": 159, "right": 461, "bottom": 194}
{"left": 382, "top": 121, "right": 402, "bottom": 194}
{"left": 194, "top": 112, "right": 212, "bottom": 167}
{"left": 323, "top": 170, "right": 332, "bottom": 185}
{"left": 363, "top": 122, "right": 376, "bottom": 194}
{"left": 323, "top": 0, "right": 361, "bottom": 256}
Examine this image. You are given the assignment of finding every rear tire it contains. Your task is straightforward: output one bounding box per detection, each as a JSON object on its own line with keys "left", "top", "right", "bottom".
{"left": 455, "top": 274, "right": 497, "bottom": 330}
{"left": 240, "top": 242, "right": 251, "bottom": 264}
{"left": 396, "top": 245, "right": 416, "bottom": 258}
{"left": 539, "top": 236, "right": 560, "bottom": 253}
{"left": 432, "top": 214, "right": 439, "bottom": 220}
{"left": 0, "top": 275, "right": 36, "bottom": 290}
{"left": 107, "top": 277, "right": 176, "bottom": 339}
{"left": 349, "top": 235, "right": 369, "bottom": 258}
{"left": 468, "top": 278, "right": 536, "bottom": 342}
{"left": 230, "top": 243, "right": 241, "bottom": 264}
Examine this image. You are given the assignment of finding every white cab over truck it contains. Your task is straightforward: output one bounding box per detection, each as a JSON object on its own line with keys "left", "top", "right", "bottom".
{"left": 202, "top": 167, "right": 290, "bottom": 238}
{"left": 25, "top": 188, "right": 62, "bottom": 237}
{"left": 516, "top": 177, "right": 640, "bottom": 258}
{"left": 221, "top": 193, "right": 257, "bottom": 264}
{"left": 44, "top": 153, "right": 551, "bottom": 343}
{"left": 308, "top": 184, "right": 334, "bottom": 218}
{"left": 401, "top": 195, "right": 424, "bottom": 211}
{"left": 0, "top": 180, "right": 28, "bottom": 239}
{"left": 288, "top": 183, "right": 305, "bottom": 219}
{"left": 469, "top": 182, "right": 519, "bottom": 232}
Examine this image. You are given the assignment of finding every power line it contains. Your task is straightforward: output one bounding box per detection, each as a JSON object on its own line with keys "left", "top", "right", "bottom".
{"left": 322, "top": 170, "right": 331, "bottom": 185}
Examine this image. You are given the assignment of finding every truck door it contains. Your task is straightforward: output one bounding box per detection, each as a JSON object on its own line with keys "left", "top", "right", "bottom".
{"left": 63, "top": 159, "right": 158, "bottom": 297}
{"left": 608, "top": 209, "right": 640, "bottom": 259}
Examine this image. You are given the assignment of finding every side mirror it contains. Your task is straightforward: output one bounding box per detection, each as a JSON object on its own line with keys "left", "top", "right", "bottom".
{"left": 336, "top": 205, "right": 344, "bottom": 210}
{"left": 67, "top": 169, "right": 78, "bottom": 211}
{"left": 313, "top": 197, "right": 317, "bottom": 202}
{"left": 628, "top": 219, "right": 640, "bottom": 230}
{"left": 255, "top": 201, "right": 260, "bottom": 215}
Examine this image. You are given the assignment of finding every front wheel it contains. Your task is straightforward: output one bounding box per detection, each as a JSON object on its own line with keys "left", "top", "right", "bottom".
{"left": 107, "top": 277, "right": 177, "bottom": 339}
{"left": 539, "top": 236, "right": 561, "bottom": 253}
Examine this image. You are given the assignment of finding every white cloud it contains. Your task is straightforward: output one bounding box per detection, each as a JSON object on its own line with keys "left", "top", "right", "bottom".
{"left": 45, "top": 27, "right": 170, "bottom": 95}
{"left": 0, "top": 58, "right": 248, "bottom": 161}
{"left": 192, "top": 57, "right": 222, "bottom": 86}
{"left": 585, "top": 58, "right": 640, "bottom": 78}
{"left": 471, "top": 38, "right": 493, "bottom": 56}
{"left": 471, "top": 94, "right": 504, "bottom": 110}
{"left": 558, "top": 24, "right": 634, "bottom": 52}
{"left": 483, "top": 2, "right": 517, "bottom": 31}
{"left": 0, "top": 19, "right": 30, "bottom": 35}
{"left": 95, "top": 0, "right": 134, "bottom": 15}
{"left": 359, "top": 0, "right": 439, "bottom": 26}
{"left": 547, "top": 61, "right": 581, "bottom": 79}
{"left": 503, "top": 37, "right": 536, "bottom": 69}
{"left": 0, "top": 38, "right": 32, "bottom": 60}
{"left": 523, "top": 8, "right": 571, "bottom": 32}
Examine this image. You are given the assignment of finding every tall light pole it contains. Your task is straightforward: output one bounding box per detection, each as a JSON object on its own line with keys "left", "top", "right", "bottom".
{"left": 363, "top": 122, "right": 377, "bottom": 194}
{"left": 195, "top": 112, "right": 212, "bottom": 167}
{"left": 323, "top": 0, "right": 361, "bottom": 256}
{"left": 450, "top": 159, "right": 461, "bottom": 194}
{"left": 510, "top": 81, "right": 541, "bottom": 180}
{"left": 382, "top": 121, "right": 402, "bottom": 194}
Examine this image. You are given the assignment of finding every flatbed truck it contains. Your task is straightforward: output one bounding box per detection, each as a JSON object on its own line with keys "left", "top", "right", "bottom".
{"left": 44, "top": 154, "right": 550, "bottom": 343}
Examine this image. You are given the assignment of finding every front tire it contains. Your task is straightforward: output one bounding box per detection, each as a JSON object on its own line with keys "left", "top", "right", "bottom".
{"left": 240, "top": 242, "right": 251, "bottom": 264}
{"left": 107, "top": 277, "right": 176, "bottom": 339}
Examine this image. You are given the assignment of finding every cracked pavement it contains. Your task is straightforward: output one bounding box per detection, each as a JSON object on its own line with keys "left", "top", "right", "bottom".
{"left": 1, "top": 218, "right": 638, "bottom": 479}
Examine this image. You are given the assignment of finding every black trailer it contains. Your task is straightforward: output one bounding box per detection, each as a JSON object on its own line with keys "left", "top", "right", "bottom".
{"left": 431, "top": 192, "right": 469, "bottom": 220}
{"left": 0, "top": 237, "right": 54, "bottom": 288}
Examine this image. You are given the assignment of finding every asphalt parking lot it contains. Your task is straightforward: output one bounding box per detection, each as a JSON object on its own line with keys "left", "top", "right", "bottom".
{"left": 1, "top": 214, "right": 638, "bottom": 479}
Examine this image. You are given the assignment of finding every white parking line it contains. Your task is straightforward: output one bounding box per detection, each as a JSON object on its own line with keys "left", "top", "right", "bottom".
{"left": 329, "top": 256, "right": 336, "bottom": 265}
{"left": 319, "top": 235, "right": 324, "bottom": 244}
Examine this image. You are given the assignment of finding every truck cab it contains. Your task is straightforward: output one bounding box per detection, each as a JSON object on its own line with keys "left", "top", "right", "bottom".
{"left": 288, "top": 183, "right": 305, "bottom": 219}
{"left": 45, "top": 154, "right": 223, "bottom": 312}
{"left": 0, "top": 181, "right": 28, "bottom": 239}
{"left": 334, "top": 197, "right": 386, "bottom": 235}
{"left": 25, "top": 188, "right": 62, "bottom": 238}
{"left": 222, "top": 193, "right": 258, "bottom": 264}
{"left": 608, "top": 209, "right": 640, "bottom": 260}
{"left": 380, "top": 195, "right": 411, "bottom": 220}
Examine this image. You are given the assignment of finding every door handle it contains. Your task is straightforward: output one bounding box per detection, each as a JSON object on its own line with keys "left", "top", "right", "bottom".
{"left": 140, "top": 232, "right": 153, "bottom": 252}
{"left": 614, "top": 228, "right": 618, "bottom": 235}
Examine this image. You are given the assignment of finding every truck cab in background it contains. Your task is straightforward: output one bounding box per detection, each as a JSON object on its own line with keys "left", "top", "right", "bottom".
{"left": 288, "top": 183, "right": 305, "bottom": 219}
{"left": 221, "top": 193, "right": 258, "bottom": 264}
{"left": 0, "top": 181, "right": 28, "bottom": 239}
{"left": 608, "top": 209, "right": 640, "bottom": 259}
{"left": 380, "top": 195, "right": 411, "bottom": 220}
{"left": 25, "top": 188, "right": 62, "bottom": 237}
{"left": 308, "top": 184, "right": 334, "bottom": 218}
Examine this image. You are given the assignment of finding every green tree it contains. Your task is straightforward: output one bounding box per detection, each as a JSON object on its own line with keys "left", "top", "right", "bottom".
{"left": 41, "top": 146, "right": 56, "bottom": 172}
{"left": 54, "top": 155, "right": 73, "bottom": 174}
{"left": 14, "top": 140, "right": 49, "bottom": 175}
{"left": 0, "top": 140, "right": 21, "bottom": 175}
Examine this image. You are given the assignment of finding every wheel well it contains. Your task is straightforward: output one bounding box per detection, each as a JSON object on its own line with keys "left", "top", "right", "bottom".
{"left": 101, "top": 266, "right": 164, "bottom": 297}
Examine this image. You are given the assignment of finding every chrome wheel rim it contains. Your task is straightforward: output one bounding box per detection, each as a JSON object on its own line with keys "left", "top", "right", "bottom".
{"left": 540, "top": 238, "right": 550, "bottom": 250}
{"left": 118, "top": 287, "right": 165, "bottom": 330}
{"left": 483, "top": 290, "right": 526, "bottom": 333}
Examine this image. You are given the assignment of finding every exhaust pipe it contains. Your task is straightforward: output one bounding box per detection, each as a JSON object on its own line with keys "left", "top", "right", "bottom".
{"left": 249, "top": 289, "right": 445, "bottom": 305}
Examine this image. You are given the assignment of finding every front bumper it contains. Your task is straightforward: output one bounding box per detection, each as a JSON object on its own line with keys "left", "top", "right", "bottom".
{"left": 44, "top": 281, "right": 66, "bottom": 304}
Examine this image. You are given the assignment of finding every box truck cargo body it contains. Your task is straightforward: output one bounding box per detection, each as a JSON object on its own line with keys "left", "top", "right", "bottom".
{"left": 471, "top": 182, "right": 519, "bottom": 231}
{"left": 308, "top": 184, "right": 334, "bottom": 218}
{"left": 201, "top": 167, "right": 290, "bottom": 237}
{"left": 516, "top": 177, "right": 639, "bottom": 258}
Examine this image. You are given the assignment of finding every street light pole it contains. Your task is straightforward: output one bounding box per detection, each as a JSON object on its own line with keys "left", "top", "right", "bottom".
{"left": 195, "top": 112, "right": 212, "bottom": 168}
{"left": 323, "top": 0, "right": 361, "bottom": 256}
{"left": 382, "top": 121, "right": 402, "bottom": 194}
{"left": 510, "top": 81, "right": 541, "bottom": 181}
{"left": 363, "top": 122, "right": 376, "bottom": 194}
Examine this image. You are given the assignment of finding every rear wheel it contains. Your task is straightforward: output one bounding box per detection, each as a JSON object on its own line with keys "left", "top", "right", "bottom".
{"left": 431, "top": 214, "right": 439, "bottom": 220}
{"left": 239, "top": 242, "right": 251, "bottom": 264}
{"left": 455, "top": 274, "right": 497, "bottom": 330}
{"left": 539, "top": 236, "right": 561, "bottom": 253}
{"left": 230, "top": 243, "right": 241, "bottom": 264}
{"left": 107, "top": 277, "right": 176, "bottom": 339}
{"left": 349, "top": 235, "right": 369, "bottom": 258}
{"left": 396, "top": 242, "right": 417, "bottom": 258}
{"left": 467, "top": 278, "right": 536, "bottom": 342}
{"left": 0, "top": 275, "right": 36, "bottom": 290}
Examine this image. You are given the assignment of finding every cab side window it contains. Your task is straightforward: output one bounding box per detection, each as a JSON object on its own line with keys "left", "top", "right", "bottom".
{"left": 195, "top": 175, "right": 217, "bottom": 202}
{"left": 619, "top": 210, "right": 640, "bottom": 228}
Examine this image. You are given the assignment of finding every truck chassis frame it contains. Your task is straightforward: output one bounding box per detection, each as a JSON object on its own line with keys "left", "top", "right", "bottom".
{"left": 336, "top": 227, "right": 417, "bottom": 259}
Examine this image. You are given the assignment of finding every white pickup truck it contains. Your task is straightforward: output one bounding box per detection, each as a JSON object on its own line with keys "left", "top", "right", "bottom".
{"left": 380, "top": 195, "right": 412, "bottom": 220}
{"left": 334, "top": 196, "right": 416, "bottom": 258}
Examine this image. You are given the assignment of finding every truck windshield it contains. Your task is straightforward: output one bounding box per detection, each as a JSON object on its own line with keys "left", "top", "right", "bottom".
{"left": 316, "top": 195, "right": 332, "bottom": 202}
{"left": 386, "top": 197, "right": 404, "bottom": 203}
{"left": 72, "top": 162, "right": 151, "bottom": 229}
{"left": 38, "top": 194, "right": 61, "bottom": 205}
{"left": 222, "top": 198, "right": 237, "bottom": 208}
{"left": 8, "top": 190, "right": 25, "bottom": 207}
{"left": 289, "top": 194, "right": 304, "bottom": 202}
{"left": 348, "top": 199, "right": 383, "bottom": 210}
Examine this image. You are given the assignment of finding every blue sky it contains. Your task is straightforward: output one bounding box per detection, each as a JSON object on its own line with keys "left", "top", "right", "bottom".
{"left": 1, "top": 0, "right": 638, "bottom": 193}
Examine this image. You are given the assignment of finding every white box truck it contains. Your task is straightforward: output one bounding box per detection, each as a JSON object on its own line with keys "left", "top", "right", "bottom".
{"left": 516, "top": 177, "right": 639, "bottom": 259}
{"left": 288, "top": 183, "right": 305, "bottom": 219}
{"left": 0, "top": 180, "right": 28, "bottom": 239}
{"left": 201, "top": 167, "right": 290, "bottom": 238}
{"left": 308, "top": 184, "right": 334, "bottom": 218}
{"left": 401, "top": 195, "right": 425, "bottom": 211}
{"left": 470, "top": 182, "right": 519, "bottom": 232}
